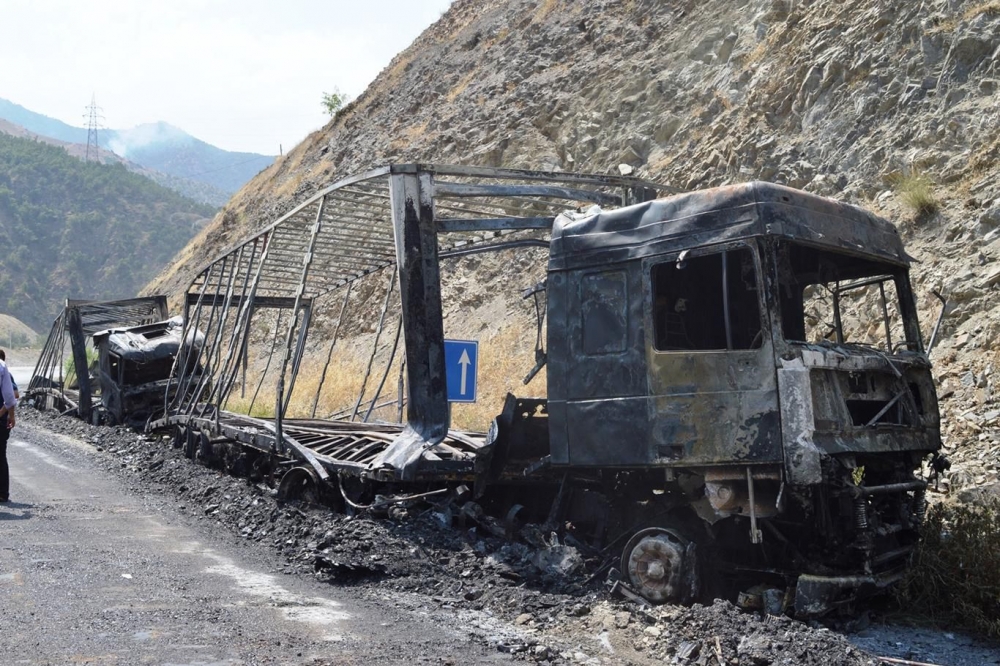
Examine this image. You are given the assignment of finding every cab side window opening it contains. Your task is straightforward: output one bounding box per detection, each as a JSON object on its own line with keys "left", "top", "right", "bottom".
{"left": 651, "top": 248, "right": 762, "bottom": 351}
{"left": 121, "top": 357, "right": 176, "bottom": 386}
{"left": 108, "top": 353, "right": 122, "bottom": 384}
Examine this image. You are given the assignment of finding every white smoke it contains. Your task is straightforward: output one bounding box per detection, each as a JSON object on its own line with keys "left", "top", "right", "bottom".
{"left": 106, "top": 121, "right": 193, "bottom": 157}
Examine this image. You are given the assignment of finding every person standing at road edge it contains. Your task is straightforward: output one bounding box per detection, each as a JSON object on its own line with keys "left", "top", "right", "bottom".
{"left": 0, "top": 348, "right": 18, "bottom": 502}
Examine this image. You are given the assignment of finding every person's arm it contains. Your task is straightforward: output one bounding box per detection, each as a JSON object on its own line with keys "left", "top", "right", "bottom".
{"left": 0, "top": 366, "right": 16, "bottom": 429}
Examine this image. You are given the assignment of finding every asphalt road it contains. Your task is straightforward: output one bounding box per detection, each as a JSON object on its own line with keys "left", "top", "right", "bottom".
{"left": 0, "top": 423, "right": 512, "bottom": 665}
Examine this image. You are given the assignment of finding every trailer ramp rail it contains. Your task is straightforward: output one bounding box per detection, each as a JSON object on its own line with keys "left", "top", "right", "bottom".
{"left": 152, "top": 164, "right": 669, "bottom": 481}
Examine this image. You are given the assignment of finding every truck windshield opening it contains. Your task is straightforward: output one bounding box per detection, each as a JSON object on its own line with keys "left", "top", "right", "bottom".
{"left": 777, "top": 241, "right": 913, "bottom": 352}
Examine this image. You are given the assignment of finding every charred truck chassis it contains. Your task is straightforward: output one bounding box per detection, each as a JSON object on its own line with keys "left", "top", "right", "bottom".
{"left": 149, "top": 165, "right": 941, "bottom": 617}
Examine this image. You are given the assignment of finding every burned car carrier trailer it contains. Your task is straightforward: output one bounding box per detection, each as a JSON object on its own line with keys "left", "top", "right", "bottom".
{"left": 26, "top": 297, "right": 169, "bottom": 421}
{"left": 149, "top": 164, "right": 942, "bottom": 616}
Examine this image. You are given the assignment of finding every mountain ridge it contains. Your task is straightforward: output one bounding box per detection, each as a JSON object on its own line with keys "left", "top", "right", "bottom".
{"left": 0, "top": 117, "right": 230, "bottom": 206}
{"left": 0, "top": 97, "right": 275, "bottom": 197}
{"left": 0, "top": 131, "right": 214, "bottom": 329}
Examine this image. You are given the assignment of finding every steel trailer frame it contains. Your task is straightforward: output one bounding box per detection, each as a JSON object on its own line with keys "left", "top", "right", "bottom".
{"left": 149, "top": 164, "right": 669, "bottom": 484}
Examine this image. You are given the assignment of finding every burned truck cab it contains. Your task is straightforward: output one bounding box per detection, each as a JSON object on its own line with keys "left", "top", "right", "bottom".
{"left": 93, "top": 317, "right": 203, "bottom": 427}
{"left": 543, "top": 182, "right": 940, "bottom": 612}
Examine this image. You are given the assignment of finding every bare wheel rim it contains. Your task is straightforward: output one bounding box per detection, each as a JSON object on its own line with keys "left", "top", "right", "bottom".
{"left": 620, "top": 527, "right": 689, "bottom": 603}
{"left": 277, "top": 466, "right": 321, "bottom": 504}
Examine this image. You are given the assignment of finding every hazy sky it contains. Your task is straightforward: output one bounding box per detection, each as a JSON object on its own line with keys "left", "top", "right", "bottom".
{"left": 0, "top": 0, "right": 453, "bottom": 155}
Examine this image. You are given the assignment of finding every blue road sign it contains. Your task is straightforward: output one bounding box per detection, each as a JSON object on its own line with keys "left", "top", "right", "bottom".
{"left": 444, "top": 339, "right": 478, "bottom": 403}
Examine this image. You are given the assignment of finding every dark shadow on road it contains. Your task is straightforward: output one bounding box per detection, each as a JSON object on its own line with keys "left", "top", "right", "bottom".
{"left": 0, "top": 501, "right": 34, "bottom": 520}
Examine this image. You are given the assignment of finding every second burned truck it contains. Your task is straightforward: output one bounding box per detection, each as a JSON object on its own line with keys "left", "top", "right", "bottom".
{"left": 153, "top": 165, "right": 943, "bottom": 616}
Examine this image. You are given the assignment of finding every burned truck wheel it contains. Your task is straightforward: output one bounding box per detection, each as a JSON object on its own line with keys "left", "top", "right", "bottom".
{"left": 620, "top": 527, "right": 699, "bottom": 604}
{"left": 277, "top": 466, "right": 325, "bottom": 506}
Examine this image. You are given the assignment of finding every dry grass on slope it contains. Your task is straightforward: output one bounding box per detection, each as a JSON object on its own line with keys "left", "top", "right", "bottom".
{"left": 890, "top": 171, "right": 940, "bottom": 218}
{"left": 222, "top": 324, "right": 543, "bottom": 433}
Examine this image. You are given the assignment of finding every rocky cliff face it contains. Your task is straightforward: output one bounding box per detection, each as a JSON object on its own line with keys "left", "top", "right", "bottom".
{"left": 146, "top": 0, "right": 1000, "bottom": 484}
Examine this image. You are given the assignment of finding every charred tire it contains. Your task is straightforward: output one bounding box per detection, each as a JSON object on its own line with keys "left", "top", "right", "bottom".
{"left": 338, "top": 475, "right": 375, "bottom": 512}
{"left": 277, "top": 466, "right": 324, "bottom": 505}
{"left": 621, "top": 527, "right": 699, "bottom": 604}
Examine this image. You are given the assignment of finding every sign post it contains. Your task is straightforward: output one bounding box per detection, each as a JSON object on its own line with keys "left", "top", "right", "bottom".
{"left": 444, "top": 339, "right": 478, "bottom": 403}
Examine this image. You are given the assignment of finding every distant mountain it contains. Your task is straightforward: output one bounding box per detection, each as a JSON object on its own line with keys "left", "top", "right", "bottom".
{"left": 0, "top": 117, "right": 230, "bottom": 206}
{"left": 0, "top": 132, "right": 215, "bottom": 329}
{"left": 0, "top": 97, "right": 275, "bottom": 197}
{"left": 108, "top": 121, "right": 275, "bottom": 193}
{"left": 0, "top": 98, "right": 87, "bottom": 144}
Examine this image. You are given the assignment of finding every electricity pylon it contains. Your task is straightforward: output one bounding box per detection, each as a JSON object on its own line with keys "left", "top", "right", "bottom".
{"left": 84, "top": 94, "right": 104, "bottom": 163}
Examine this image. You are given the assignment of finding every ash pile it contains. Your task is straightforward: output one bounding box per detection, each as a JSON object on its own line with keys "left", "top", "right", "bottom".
{"left": 21, "top": 408, "right": 886, "bottom": 665}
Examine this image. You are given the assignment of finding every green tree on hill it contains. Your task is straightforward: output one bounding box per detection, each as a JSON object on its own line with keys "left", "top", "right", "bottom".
{"left": 0, "top": 133, "right": 216, "bottom": 329}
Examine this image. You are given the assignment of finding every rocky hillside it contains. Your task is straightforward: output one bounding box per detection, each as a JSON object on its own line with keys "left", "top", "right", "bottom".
{"left": 146, "top": 0, "right": 1000, "bottom": 481}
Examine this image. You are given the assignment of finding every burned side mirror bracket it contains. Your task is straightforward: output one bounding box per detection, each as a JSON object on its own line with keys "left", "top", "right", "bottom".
{"left": 523, "top": 280, "right": 547, "bottom": 386}
{"left": 925, "top": 290, "right": 948, "bottom": 357}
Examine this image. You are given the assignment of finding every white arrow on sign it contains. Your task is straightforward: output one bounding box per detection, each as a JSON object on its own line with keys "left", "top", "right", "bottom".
{"left": 458, "top": 349, "right": 471, "bottom": 395}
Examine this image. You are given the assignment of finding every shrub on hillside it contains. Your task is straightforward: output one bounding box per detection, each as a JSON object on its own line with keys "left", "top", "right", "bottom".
{"left": 891, "top": 171, "right": 939, "bottom": 217}
{"left": 894, "top": 499, "right": 1000, "bottom": 638}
